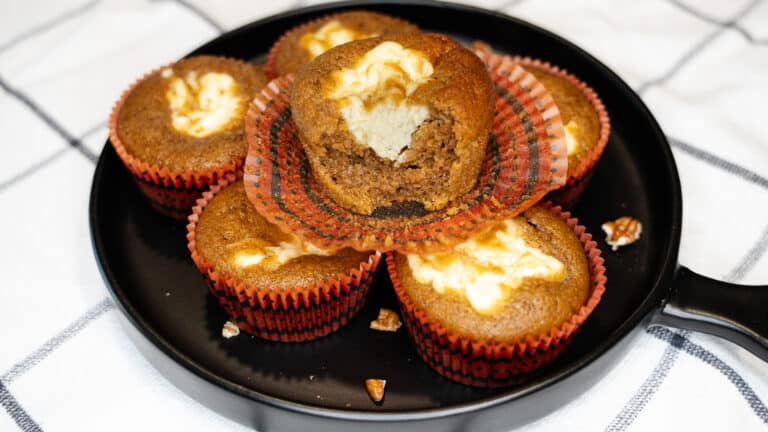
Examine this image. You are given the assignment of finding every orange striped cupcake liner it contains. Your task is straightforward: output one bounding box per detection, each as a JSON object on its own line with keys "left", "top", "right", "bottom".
{"left": 474, "top": 47, "right": 611, "bottom": 208}
{"left": 243, "top": 59, "right": 568, "bottom": 255}
{"left": 387, "top": 202, "right": 607, "bottom": 387}
{"left": 186, "top": 174, "right": 382, "bottom": 343}
{"left": 109, "top": 60, "right": 250, "bottom": 220}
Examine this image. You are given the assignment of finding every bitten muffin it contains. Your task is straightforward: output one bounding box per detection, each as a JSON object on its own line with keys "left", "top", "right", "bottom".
{"left": 110, "top": 56, "right": 268, "bottom": 219}
{"left": 291, "top": 33, "right": 495, "bottom": 215}
{"left": 188, "top": 179, "right": 380, "bottom": 342}
{"left": 393, "top": 205, "right": 590, "bottom": 341}
{"left": 267, "top": 10, "right": 419, "bottom": 77}
{"left": 387, "top": 204, "right": 606, "bottom": 387}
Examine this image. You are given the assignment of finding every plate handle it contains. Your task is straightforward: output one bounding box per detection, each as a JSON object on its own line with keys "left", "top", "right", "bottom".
{"left": 652, "top": 266, "right": 768, "bottom": 361}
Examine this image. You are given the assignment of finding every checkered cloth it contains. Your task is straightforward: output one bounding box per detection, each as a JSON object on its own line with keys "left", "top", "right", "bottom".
{"left": 1, "top": 0, "right": 767, "bottom": 430}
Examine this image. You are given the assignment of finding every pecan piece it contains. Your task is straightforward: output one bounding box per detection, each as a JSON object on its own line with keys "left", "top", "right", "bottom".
{"left": 602, "top": 216, "right": 642, "bottom": 251}
{"left": 370, "top": 308, "right": 402, "bottom": 332}
{"left": 222, "top": 321, "right": 240, "bottom": 338}
{"left": 365, "top": 379, "right": 386, "bottom": 403}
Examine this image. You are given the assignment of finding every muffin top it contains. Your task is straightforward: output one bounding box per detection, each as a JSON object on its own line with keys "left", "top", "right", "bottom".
{"left": 526, "top": 69, "right": 601, "bottom": 176}
{"left": 394, "top": 205, "right": 590, "bottom": 342}
{"left": 194, "top": 181, "right": 372, "bottom": 288}
{"left": 272, "top": 11, "right": 419, "bottom": 76}
{"left": 116, "top": 56, "right": 268, "bottom": 171}
{"left": 293, "top": 32, "right": 493, "bottom": 163}
{"left": 291, "top": 33, "right": 494, "bottom": 214}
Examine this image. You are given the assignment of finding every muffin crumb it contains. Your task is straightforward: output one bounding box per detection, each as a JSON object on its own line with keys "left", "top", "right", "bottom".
{"left": 370, "top": 308, "right": 402, "bottom": 332}
{"left": 602, "top": 216, "right": 642, "bottom": 251}
{"left": 222, "top": 321, "right": 240, "bottom": 338}
{"left": 365, "top": 379, "right": 387, "bottom": 403}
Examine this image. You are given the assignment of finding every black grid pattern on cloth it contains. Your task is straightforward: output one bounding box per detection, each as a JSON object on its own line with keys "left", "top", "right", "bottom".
{"left": 636, "top": 0, "right": 761, "bottom": 94}
{"left": 605, "top": 0, "right": 768, "bottom": 427}
{"left": 0, "top": 0, "right": 766, "bottom": 430}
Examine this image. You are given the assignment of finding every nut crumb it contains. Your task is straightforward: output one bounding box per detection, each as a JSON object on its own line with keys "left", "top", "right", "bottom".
{"left": 602, "top": 216, "right": 642, "bottom": 251}
{"left": 370, "top": 308, "right": 402, "bottom": 332}
{"left": 365, "top": 379, "right": 386, "bottom": 403}
{"left": 222, "top": 321, "right": 240, "bottom": 338}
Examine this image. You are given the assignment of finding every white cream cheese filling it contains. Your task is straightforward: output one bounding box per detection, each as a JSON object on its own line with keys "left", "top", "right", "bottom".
{"left": 407, "top": 219, "right": 565, "bottom": 315}
{"left": 564, "top": 119, "right": 581, "bottom": 157}
{"left": 300, "top": 20, "right": 374, "bottom": 59}
{"left": 230, "top": 236, "right": 331, "bottom": 271}
{"left": 164, "top": 69, "right": 243, "bottom": 138}
{"left": 328, "top": 41, "right": 434, "bottom": 162}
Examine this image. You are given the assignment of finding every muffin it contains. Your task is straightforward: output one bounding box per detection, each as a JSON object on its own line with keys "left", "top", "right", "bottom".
{"left": 291, "top": 33, "right": 495, "bottom": 215}
{"left": 517, "top": 59, "right": 609, "bottom": 207}
{"left": 387, "top": 204, "right": 606, "bottom": 386}
{"left": 187, "top": 176, "right": 380, "bottom": 342}
{"left": 266, "top": 10, "right": 419, "bottom": 78}
{"left": 244, "top": 51, "right": 568, "bottom": 254}
{"left": 110, "top": 55, "right": 268, "bottom": 219}
{"left": 473, "top": 45, "right": 610, "bottom": 207}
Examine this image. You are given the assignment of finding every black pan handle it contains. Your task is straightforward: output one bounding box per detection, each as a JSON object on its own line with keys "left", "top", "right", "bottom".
{"left": 651, "top": 266, "right": 768, "bottom": 361}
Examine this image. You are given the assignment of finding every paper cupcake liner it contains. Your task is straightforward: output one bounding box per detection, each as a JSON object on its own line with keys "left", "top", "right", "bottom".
{"left": 510, "top": 56, "right": 610, "bottom": 207}
{"left": 186, "top": 175, "right": 382, "bottom": 342}
{"left": 109, "top": 61, "right": 247, "bottom": 220}
{"left": 264, "top": 12, "right": 418, "bottom": 79}
{"left": 387, "top": 203, "right": 607, "bottom": 387}
{"left": 243, "top": 63, "right": 567, "bottom": 255}
{"left": 474, "top": 48, "right": 611, "bottom": 207}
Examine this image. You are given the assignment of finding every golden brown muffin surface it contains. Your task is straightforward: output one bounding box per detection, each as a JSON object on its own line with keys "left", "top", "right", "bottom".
{"left": 526, "top": 69, "right": 601, "bottom": 176}
{"left": 291, "top": 33, "right": 495, "bottom": 215}
{"left": 117, "top": 56, "right": 268, "bottom": 171}
{"left": 394, "top": 205, "right": 590, "bottom": 342}
{"left": 273, "top": 11, "right": 419, "bottom": 76}
{"left": 195, "top": 182, "right": 371, "bottom": 288}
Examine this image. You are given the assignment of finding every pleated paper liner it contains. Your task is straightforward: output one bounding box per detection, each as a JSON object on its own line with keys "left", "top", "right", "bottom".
{"left": 243, "top": 63, "right": 567, "bottom": 255}
{"left": 187, "top": 174, "right": 382, "bottom": 342}
{"left": 109, "top": 61, "right": 246, "bottom": 220}
{"left": 264, "top": 12, "right": 419, "bottom": 79}
{"left": 386, "top": 202, "right": 607, "bottom": 387}
{"left": 475, "top": 47, "right": 611, "bottom": 208}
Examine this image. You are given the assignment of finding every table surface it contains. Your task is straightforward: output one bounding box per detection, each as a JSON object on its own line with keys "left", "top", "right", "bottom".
{"left": 1, "top": 0, "right": 767, "bottom": 431}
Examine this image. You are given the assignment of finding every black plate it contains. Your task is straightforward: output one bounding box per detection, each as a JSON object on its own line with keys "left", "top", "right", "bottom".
{"left": 90, "top": 1, "right": 685, "bottom": 430}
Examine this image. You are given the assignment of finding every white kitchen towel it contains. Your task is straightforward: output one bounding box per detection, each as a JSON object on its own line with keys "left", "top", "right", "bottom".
{"left": 0, "top": 0, "right": 766, "bottom": 431}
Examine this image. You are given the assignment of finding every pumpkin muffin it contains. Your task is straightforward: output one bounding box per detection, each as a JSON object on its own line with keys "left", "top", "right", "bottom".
{"left": 110, "top": 56, "right": 268, "bottom": 219}
{"left": 266, "top": 10, "right": 419, "bottom": 78}
{"left": 387, "top": 204, "right": 606, "bottom": 386}
{"left": 520, "top": 62, "right": 608, "bottom": 196}
{"left": 187, "top": 177, "right": 380, "bottom": 342}
{"left": 473, "top": 44, "right": 610, "bottom": 207}
{"left": 291, "top": 33, "right": 495, "bottom": 215}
